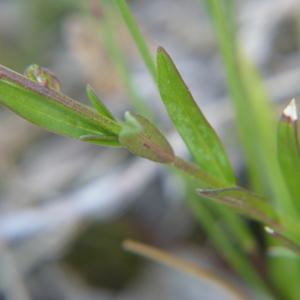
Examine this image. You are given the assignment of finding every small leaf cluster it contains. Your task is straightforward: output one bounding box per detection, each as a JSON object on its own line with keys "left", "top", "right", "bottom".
{"left": 0, "top": 47, "right": 300, "bottom": 255}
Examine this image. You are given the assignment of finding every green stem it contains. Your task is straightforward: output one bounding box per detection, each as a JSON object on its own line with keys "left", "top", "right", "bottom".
{"left": 114, "top": 0, "right": 157, "bottom": 82}
{"left": 173, "top": 156, "right": 225, "bottom": 188}
{"left": 100, "top": 0, "right": 152, "bottom": 118}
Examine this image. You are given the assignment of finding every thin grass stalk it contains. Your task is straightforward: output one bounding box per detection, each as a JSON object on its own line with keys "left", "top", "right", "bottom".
{"left": 114, "top": 0, "right": 157, "bottom": 81}
{"left": 98, "top": 0, "right": 151, "bottom": 117}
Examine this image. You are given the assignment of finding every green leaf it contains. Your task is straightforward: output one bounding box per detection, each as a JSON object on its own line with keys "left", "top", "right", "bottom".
{"left": 267, "top": 246, "right": 300, "bottom": 260}
{"left": 86, "top": 84, "right": 115, "bottom": 120}
{"left": 0, "top": 64, "right": 121, "bottom": 140}
{"left": 197, "top": 187, "right": 279, "bottom": 227}
{"left": 119, "top": 112, "right": 175, "bottom": 163}
{"left": 197, "top": 186, "right": 300, "bottom": 258}
{"left": 79, "top": 134, "right": 121, "bottom": 147}
{"left": 278, "top": 215, "right": 300, "bottom": 245}
{"left": 156, "top": 48, "right": 258, "bottom": 258}
{"left": 157, "top": 47, "right": 235, "bottom": 185}
{"left": 277, "top": 99, "right": 300, "bottom": 214}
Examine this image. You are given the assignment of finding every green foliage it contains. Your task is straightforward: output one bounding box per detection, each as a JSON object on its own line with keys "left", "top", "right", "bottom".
{"left": 156, "top": 47, "right": 259, "bottom": 261}
{"left": 97, "top": 0, "right": 151, "bottom": 118}
{"left": 1, "top": 1, "right": 300, "bottom": 299}
{"left": 114, "top": 0, "right": 156, "bottom": 81}
{"left": 86, "top": 85, "right": 115, "bottom": 121}
{"left": 204, "top": 0, "right": 294, "bottom": 218}
{"left": 0, "top": 65, "right": 121, "bottom": 140}
{"left": 277, "top": 99, "right": 300, "bottom": 215}
{"left": 157, "top": 47, "right": 235, "bottom": 185}
{"left": 198, "top": 187, "right": 279, "bottom": 228}
{"left": 203, "top": 1, "right": 300, "bottom": 298}
{"left": 79, "top": 134, "right": 121, "bottom": 147}
{"left": 111, "top": 1, "right": 268, "bottom": 294}
{"left": 119, "top": 112, "right": 175, "bottom": 163}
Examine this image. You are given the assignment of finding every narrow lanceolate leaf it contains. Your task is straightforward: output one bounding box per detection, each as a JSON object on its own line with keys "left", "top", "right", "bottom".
{"left": 197, "top": 187, "right": 280, "bottom": 228}
{"left": 119, "top": 112, "right": 175, "bottom": 163}
{"left": 157, "top": 47, "right": 235, "bottom": 184}
{"left": 197, "top": 186, "right": 300, "bottom": 256}
{"left": 277, "top": 99, "right": 300, "bottom": 214}
{"left": 86, "top": 84, "right": 115, "bottom": 120}
{"left": 157, "top": 48, "right": 256, "bottom": 254}
{"left": 0, "top": 64, "right": 121, "bottom": 140}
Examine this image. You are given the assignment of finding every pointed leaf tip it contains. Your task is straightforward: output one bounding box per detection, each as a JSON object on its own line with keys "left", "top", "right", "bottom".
{"left": 86, "top": 84, "right": 115, "bottom": 120}
{"left": 277, "top": 97, "right": 300, "bottom": 214}
{"left": 157, "top": 46, "right": 166, "bottom": 55}
{"left": 282, "top": 98, "right": 297, "bottom": 122}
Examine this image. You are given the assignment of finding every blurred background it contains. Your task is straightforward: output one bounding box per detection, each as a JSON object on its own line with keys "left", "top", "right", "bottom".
{"left": 0, "top": 0, "right": 300, "bottom": 299}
